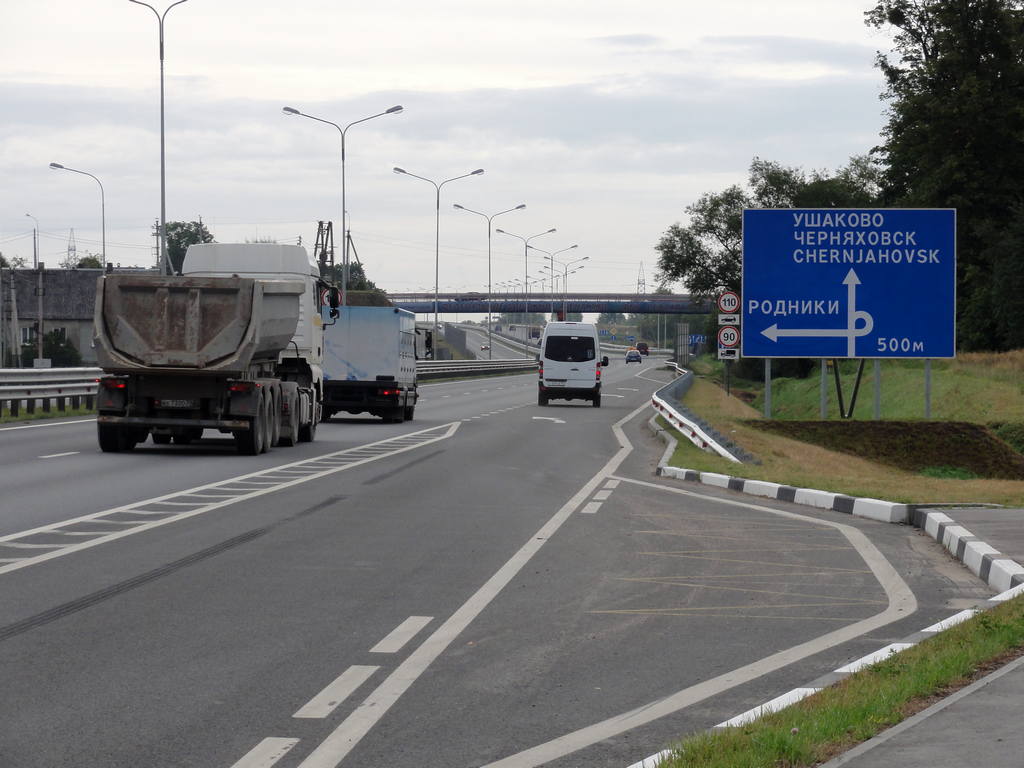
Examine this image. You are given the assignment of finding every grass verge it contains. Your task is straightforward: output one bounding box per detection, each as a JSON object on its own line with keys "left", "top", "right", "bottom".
{"left": 658, "top": 594, "right": 1024, "bottom": 767}
{"left": 658, "top": 377, "right": 1024, "bottom": 507}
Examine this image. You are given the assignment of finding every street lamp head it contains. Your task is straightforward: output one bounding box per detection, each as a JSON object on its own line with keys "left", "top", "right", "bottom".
{"left": 453, "top": 204, "right": 465, "bottom": 210}
{"left": 49, "top": 162, "right": 64, "bottom": 169}
{"left": 386, "top": 105, "right": 404, "bottom": 114}
{"left": 515, "top": 204, "right": 526, "bottom": 210}
{"left": 471, "top": 169, "right": 485, "bottom": 175}
{"left": 568, "top": 244, "right": 579, "bottom": 250}
{"left": 393, "top": 167, "right": 407, "bottom": 175}
{"left": 546, "top": 228, "right": 556, "bottom": 234}
{"left": 282, "top": 106, "right": 300, "bottom": 116}
{"left": 495, "top": 228, "right": 506, "bottom": 234}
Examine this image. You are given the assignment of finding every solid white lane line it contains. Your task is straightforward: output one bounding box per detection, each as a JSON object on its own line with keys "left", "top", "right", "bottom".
{"left": 580, "top": 502, "right": 603, "bottom": 515}
{"left": 293, "top": 666, "right": 379, "bottom": 719}
{"left": 1, "top": 542, "right": 62, "bottom": 549}
{"left": 38, "top": 451, "right": 80, "bottom": 459}
{"left": 592, "top": 490, "right": 612, "bottom": 501}
{"left": 294, "top": 402, "right": 651, "bottom": 768}
{"left": 603, "top": 479, "right": 621, "bottom": 489}
{"left": 0, "top": 418, "right": 95, "bottom": 432}
{"left": 229, "top": 737, "right": 300, "bottom": 768}
{"left": 369, "top": 616, "right": 433, "bottom": 654}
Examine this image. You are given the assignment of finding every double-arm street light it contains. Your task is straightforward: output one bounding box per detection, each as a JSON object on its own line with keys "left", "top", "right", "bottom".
{"left": 49, "top": 163, "right": 105, "bottom": 263}
{"left": 24, "top": 213, "right": 39, "bottom": 269}
{"left": 393, "top": 167, "right": 484, "bottom": 349}
{"left": 453, "top": 203, "right": 525, "bottom": 358}
{"left": 528, "top": 243, "right": 579, "bottom": 314}
{"left": 282, "top": 104, "right": 403, "bottom": 306}
{"left": 541, "top": 254, "right": 589, "bottom": 317}
{"left": 495, "top": 227, "right": 555, "bottom": 357}
{"left": 129, "top": 0, "right": 191, "bottom": 275}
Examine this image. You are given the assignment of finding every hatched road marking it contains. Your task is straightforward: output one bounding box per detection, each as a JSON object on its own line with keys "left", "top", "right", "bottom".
{"left": 0, "top": 423, "right": 460, "bottom": 577}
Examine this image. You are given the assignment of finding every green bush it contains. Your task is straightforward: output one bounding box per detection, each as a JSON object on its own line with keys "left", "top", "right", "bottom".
{"left": 993, "top": 422, "right": 1024, "bottom": 454}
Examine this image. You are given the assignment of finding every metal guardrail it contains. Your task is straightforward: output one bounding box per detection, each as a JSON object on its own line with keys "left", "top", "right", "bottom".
{"left": 0, "top": 360, "right": 538, "bottom": 414}
{"left": 0, "top": 367, "right": 102, "bottom": 416}
{"left": 650, "top": 366, "right": 742, "bottom": 463}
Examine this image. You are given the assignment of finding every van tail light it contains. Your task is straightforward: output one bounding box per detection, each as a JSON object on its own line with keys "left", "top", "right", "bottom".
{"left": 596, "top": 367, "right": 602, "bottom": 380}
{"left": 538, "top": 366, "right": 543, "bottom": 378}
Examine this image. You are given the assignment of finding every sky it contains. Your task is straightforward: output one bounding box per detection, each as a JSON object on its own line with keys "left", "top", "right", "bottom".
{"left": 0, "top": 0, "right": 896, "bottom": 301}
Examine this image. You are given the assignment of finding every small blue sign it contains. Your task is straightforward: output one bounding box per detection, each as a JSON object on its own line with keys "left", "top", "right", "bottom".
{"left": 741, "top": 209, "right": 956, "bottom": 358}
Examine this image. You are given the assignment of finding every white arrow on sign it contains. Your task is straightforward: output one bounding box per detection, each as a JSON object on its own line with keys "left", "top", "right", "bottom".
{"left": 532, "top": 416, "right": 566, "bottom": 424}
{"left": 760, "top": 269, "right": 874, "bottom": 357}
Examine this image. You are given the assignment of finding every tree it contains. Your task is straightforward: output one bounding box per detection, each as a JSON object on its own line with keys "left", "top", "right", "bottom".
{"left": 21, "top": 330, "right": 81, "bottom": 367}
{"left": 75, "top": 255, "right": 104, "bottom": 269}
{"left": 597, "top": 312, "right": 627, "bottom": 324}
{"left": 0, "top": 253, "right": 27, "bottom": 269}
{"left": 866, "top": 0, "right": 1024, "bottom": 350}
{"left": 166, "top": 220, "right": 215, "bottom": 273}
{"left": 321, "top": 261, "right": 381, "bottom": 293}
{"left": 655, "top": 156, "right": 882, "bottom": 298}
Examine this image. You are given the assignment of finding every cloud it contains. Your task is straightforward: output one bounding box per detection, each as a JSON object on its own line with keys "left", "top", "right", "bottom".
{"left": 590, "top": 34, "right": 666, "bottom": 48}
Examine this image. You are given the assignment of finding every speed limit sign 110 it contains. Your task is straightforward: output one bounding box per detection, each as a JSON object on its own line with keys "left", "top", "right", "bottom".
{"left": 718, "top": 325, "right": 740, "bottom": 348}
{"left": 717, "top": 291, "right": 740, "bottom": 314}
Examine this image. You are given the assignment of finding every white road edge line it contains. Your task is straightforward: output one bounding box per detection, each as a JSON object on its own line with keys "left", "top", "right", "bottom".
{"left": 228, "top": 737, "right": 300, "bottom": 768}
{"left": 293, "top": 666, "right": 379, "bottom": 719}
{"left": 0, "top": 418, "right": 95, "bottom": 432}
{"left": 293, "top": 401, "right": 652, "bottom": 768}
{"left": 38, "top": 451, "right": 80, "bottom": 459}
{"left": 369, "top": 616, "right": 433, "bottom": 654}
{"left": 476, "top": 478, "right": 917, "bottom": 768}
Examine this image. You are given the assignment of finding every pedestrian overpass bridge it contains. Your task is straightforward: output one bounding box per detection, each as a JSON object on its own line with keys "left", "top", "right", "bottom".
{"left": 386, "top": 292, "right": 708, "bottom": 315}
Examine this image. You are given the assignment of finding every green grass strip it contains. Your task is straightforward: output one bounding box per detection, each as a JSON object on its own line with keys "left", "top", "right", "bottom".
{"left": 658, "top": 594, "right": 1024, "bottom": 767}
{"left": 0, "top": 405, "right": 96, "bottom": 424}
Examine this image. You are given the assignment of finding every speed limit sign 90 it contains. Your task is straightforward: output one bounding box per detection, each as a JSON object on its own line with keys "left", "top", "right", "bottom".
{"left": 718, "top": 325, "right": 740, "bottom": 348}
{"left": 717, "top": 291, "right": 740, "bottom": 314}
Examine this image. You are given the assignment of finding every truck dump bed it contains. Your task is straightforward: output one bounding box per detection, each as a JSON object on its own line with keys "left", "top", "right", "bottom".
{"left": 94, "top": 274, "right": 303, "bottom": 375}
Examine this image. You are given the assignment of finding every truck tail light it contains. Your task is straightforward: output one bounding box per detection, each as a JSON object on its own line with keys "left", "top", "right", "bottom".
{"left": 228, "top": 381, "right": 256, "bottom": 393}
{"left": 100, "top": 377, "right": 126, "bottom": 390}
{"left": 379, "top": 388, "right": 398, "bottom": 397}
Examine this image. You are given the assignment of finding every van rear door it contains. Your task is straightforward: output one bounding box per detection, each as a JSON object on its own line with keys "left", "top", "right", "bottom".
{"left": 543, "top": 334, "right": 597, "bottom": 389}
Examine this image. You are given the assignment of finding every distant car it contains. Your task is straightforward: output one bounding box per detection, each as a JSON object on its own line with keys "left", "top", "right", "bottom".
{"left": 636, "top": 341, "right": 649, "bottom": 355}
{"left": 625, "top": 349, "right": 642, "bottom": 363}
{"left": 480, "top": 344, "right": 490, "bottom": 351}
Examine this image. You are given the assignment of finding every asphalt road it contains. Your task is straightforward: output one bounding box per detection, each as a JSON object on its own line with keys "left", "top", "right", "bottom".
{"left": 0, "top": 360, "right": 991, "bottom": 768}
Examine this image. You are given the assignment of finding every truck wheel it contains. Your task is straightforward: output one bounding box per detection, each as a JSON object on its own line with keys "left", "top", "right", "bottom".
{"left": 403, "top": 405, "right": 415, "bottom": 421}
{"left": 259, "top": 393, "right": 273, "bottom": 453}
{"left": 268, "top": 391, "right": 281, "bottom": 448}
{"left": 151, "top": 432, "right": 172, "bottom": 445}
{"left": 98, "top": 424, "right": 125, "bottom": 453}
{"left": 235, "top": 397, "right": 264, "bottom": 455}
{"left": 387, "top": 407, "right": 405, "bottom": 424}
{"left": 298, "top": 404, "right": 317, "bottom": 442}
{"left": 278, "top": 390, "right": 298, "bottom": 447}
{"left": 592, "top": 394, "right": 602, "bottom": 408}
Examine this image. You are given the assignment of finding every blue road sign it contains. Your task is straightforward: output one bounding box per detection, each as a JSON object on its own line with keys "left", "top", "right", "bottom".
{"left": 741, "top": 209, "right": 956, "bottom": 358}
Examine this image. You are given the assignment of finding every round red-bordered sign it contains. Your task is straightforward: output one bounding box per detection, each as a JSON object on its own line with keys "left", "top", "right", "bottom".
{"left": 717, "top": 291, "right": 740, "bottom": 314}
{"left": 718, "top": 325, "right": 740, "bottom": 348}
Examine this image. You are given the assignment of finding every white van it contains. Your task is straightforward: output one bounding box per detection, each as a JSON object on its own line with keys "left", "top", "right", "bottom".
{"left": 537, "top": 322, "right": 609, "bottom": 407}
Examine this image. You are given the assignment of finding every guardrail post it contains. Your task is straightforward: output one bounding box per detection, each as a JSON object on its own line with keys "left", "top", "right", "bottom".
{"left": 10, "top": 400, "right": 18, "bottom": 417}
{"left": 86, "top": 394, "right": 94, "bottom": 409}
{"left": 42, "top": 396, "right": 50, "bottom": 414}
{"left": 57, "top": 396, "right": 66, "bottom": 413}
{"left": 25, "top": 398, "right": 33, "bottom": 415}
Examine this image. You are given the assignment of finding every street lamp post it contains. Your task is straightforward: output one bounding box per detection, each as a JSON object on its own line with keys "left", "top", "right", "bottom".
{"left": 541, "top": 254, "right": 588, "bottom": 318}
{"left": 129, "top": 0, "right": 191, "bottom": 276}
{"left": 393, "top": 167, "right": 484, "bottom": 355}
{"left": 49, "top": 163, "right": 106, "bottom": 263}
{"left": 495, "top": 227, "right": 555, "bottom": 357}
{"left": 528, "top": 243, "right": 578, "bottom": 315}
{"left": 282, "top": 104, "right": 402, "bottom": 305}
{"left": 453, "top": 203, "right": 525, "bottom": 358}
{"left": 24, "top": 213, "right": 39, "bottom": 269}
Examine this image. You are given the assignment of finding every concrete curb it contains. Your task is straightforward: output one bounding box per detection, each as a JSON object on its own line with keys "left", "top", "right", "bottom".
{"left": 631, "top": 419, "right": 1024, "bottom": 768}
{"left": 655, "top": 465, "right": 909, "bottom": 524}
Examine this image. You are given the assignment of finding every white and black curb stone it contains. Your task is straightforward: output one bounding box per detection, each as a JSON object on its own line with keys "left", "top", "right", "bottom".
{"left": 655, "top": 465, "right": 909, "bottom": 524}
{"left": 629, "top": 420, "right": 1024, "bottom": 768}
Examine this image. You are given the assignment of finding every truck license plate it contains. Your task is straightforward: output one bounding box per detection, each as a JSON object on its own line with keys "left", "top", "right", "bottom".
{"left": 158, "top": 399, "right": 199, "bottom": 408}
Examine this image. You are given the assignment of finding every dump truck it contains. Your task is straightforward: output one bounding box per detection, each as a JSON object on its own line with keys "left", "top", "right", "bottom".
{"left": 321, "top": 306, "right": 418, "bottom": 423}
{"left": 93, "top": 243, "right": 336, "bottom": 454}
